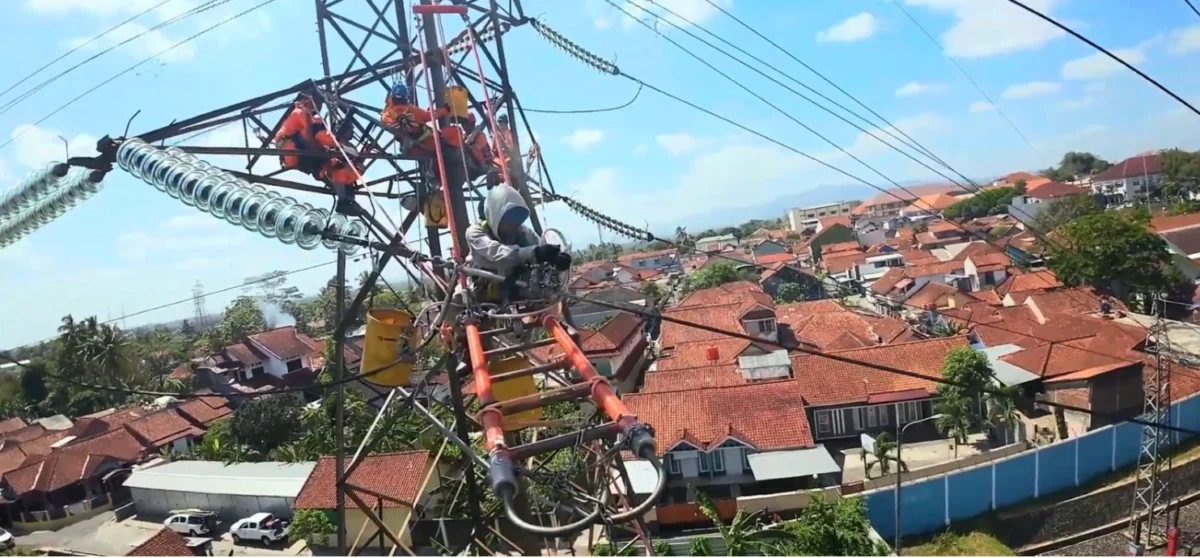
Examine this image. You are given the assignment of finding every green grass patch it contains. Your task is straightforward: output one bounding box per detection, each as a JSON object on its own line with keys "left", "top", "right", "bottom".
{"left": 905, "top": 531, "right": 1015, "bottom": 556}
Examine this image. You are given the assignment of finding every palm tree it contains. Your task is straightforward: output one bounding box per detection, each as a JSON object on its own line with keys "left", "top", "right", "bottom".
{"left": 986, "top": 386, "right": 1021, "bottom": 445}
{"left": 88, "top": 324, "right": 129, "bottom": 387}
{"left": 696, "top": 491, "right": 772, "bottom": 556}
{"left": 862, "top": 431, "right": 904, "bottom": 478}
{"left": 935, "top": 396, "right": 974, "bottom": 458}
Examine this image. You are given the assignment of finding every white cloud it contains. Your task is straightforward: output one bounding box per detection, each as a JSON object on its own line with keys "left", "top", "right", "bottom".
{"left": 1168, "top": 25, "right": 1200, "bottom": 56}
{"left": 562, "top": 129, "right": 604, "bottom": 152}
{"left": 1058, "top": 97, "right": 1094, "bottom": 111}
{"left": 165, "top": 214, "right": 219, "bottom": 231}
{"left": 816, "top": 12, "right": 880, "bottom": 43}
{"left": 1061, "top": 39, "right": 1153, "bottom": 80}
{"left": 968, "top": 101, "right": 996, "bottom": 114}
{"left": 655, "top": 133, "right": 712, "bottom": 157}
{"left": 1002, "top": 81, "right": 1060, "bottom": 100}
{"left": 9, "top": 125, "right": 97, "bottom": 170}
{"left": 904, "top": 0, "right": 1064, "bottom": 58}
{"left": 895, "top": 81, "right": 946, "bottom": 97}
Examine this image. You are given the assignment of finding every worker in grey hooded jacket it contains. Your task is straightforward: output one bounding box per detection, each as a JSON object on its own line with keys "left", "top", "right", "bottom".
{"left": 466, "top": 186, "right": 570, "bottom": 281}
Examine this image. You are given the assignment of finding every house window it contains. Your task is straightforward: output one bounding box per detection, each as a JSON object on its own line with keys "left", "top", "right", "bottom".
{"left": 867, "top": 406, "right": 878, "bottom": 427}
{"left": 897, "top": 401, "right": 922, "bottom": 423}
{"left": 665, "top": 454, "right": 680, "bottom": 475}
{"left": 711, "top": 451, "right": 725, "bottom": 474}
{"left": 286, "top": 358, "right": 303, "bottom": 372}
{"left": 879, "top": 406, "right": 889, "bottom": 426}
{"left": 742, "top": 450, "right": 752, "bottom": 470}
{"left": 816, "top": 411, "right": 831, "bottom": 434}
{"left": 754, "top": 319, "right": 776, "bottom": 334}
{"left": 698, "top": 451, "right": 709, "bottom": 473}
{"left": 249, "top": 366, "right": 264, "bottom": 378}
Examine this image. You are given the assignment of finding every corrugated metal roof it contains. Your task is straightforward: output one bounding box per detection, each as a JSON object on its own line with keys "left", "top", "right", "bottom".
{"left": 747, "top": 446, "right": 840, "bottom": 481}
{"left": 981, "top": 344, "right": 1040, "bottom": 386}
{"left": 618, "top": 460, "right": 659, "bottom": 495}
{"left": 737, "top": 350, "right": 790, "bottom": 370}
{"left": 125, "top": 460, "right": 316, "bottom": 498}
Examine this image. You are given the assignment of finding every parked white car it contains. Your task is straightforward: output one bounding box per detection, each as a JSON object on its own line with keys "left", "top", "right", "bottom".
{"left": 230, "top": 512, "right": 288, "bottom": 545}
{"left": 163, "top": 510, "right": 217, "bottom": 536}
{"left": 0, "top": 527, "right": 13, "bottom": 550}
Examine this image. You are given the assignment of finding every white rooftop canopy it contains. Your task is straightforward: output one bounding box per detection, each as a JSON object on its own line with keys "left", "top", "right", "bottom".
{"left": 747, "top": 446, "right": 840, "bottom": 481}
{"left": 124, "top": 460, "right": 316, "bottom": 499}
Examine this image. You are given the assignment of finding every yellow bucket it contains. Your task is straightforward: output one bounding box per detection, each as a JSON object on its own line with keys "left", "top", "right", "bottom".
{"left": 446, "top": 86, "right": 470, "bottom": 119}
{"left": 489, "top": 355, "right": 542, "bottom": 430}
{"left": 360, "top": 309, "right": 416, "bottom": 387}
{"left": 424, "top": 196, "right": 449, "bottom": 229}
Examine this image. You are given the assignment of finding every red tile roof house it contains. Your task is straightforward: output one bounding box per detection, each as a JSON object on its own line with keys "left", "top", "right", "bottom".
{"left": 622, "top": 380, "right": 840, "bottom": 527}
{"left": 1089, "top": 152, "right": 1163, "bottom": 205}
{"left": 126, "top": 526, "right": 205, "bottom": 556}
{"left": 792, "top": 337, "right": 970, "bottom": 444}
{"left": 0, "top": 396, "right": 230, "bottom": 529}
{"left": 867, "top": 260, "right": 966, "bottom": 315}
{"left": 203, "top": 326, "right": 322, "bottom": 388}
{"left": 293, "top": 451, "right": 435, "bottom": 552}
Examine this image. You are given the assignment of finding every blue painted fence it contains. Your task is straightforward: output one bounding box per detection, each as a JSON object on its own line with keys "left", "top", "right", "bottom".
{"left": 866, "top": 393, "right": 1200, "bottom": 540}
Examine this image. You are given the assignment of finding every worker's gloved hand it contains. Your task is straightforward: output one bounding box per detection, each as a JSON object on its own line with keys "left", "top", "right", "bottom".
{"left": 553, "top": 252, "right": 572, "bottom": 272}
{"left": 533, "top": 243, "right": 561, "bottom": 264}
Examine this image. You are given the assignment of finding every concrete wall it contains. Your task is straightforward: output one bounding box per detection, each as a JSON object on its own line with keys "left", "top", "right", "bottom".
{"left": 862, "top": 391, "right": 1200, "bottom": 542}
{"left": 130, "top": 487, "right": 295, "bottom": 523}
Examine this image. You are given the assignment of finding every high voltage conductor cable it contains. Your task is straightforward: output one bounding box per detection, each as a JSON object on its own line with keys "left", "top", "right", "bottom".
{"left": 533, "top": 18, "right": 1127, "bottom": 329}
{"left": 627, "top": 0, "right": 988, "bottom": 203}
{"left": 607, "top": 0, "right": 972, "bottom": 215}
{"left": 0, "top": 0, "right": 276, "bottom": 153}
{"left": 699, "top": 0, "right": 944, "bottom": 167}
{"left": 888, "top": 0, "right": 1048, "bottom": 168}
{"left": 646, "top": 0, "right": 943, "bottom": 168}
{"left": 523, "top": 83, "right": 643, "bottom": 114}
{"left": 1005, "top": 0, "right": 1200, "bottom": 118}
{"left": 0, "top": 0, "right": 231, "bottom": 117}
{"left": 1187, "top": 0, "right": 1200, "bottom": 20}
{"left": 0, "top": 0, "right": 178, "bottom": 102}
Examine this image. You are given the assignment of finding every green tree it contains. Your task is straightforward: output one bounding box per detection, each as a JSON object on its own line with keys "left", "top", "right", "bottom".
{"left": 19, "top": 362, "right": 48, "bottom": 410}
{"left": 773, "top": 282, "right": 806, "bottom": 303}
{"left": 229, "top": 394, "right": 303, "bottom": 457}
{"left": 1046, "top": 210, "right": 1174, "bottom": 306}
{"left": 696, "top": 491, "right": 773, "bottom": 556}
{"left": 211, "top": 296, "right": 268, "bottom": 348}
{"left": 684, "top": 262, "right": 756, "bottom": 293}
{"left": 641, "top": 281, "right": 666, "bottom": 304}
{"left": 862, "top": 431, "right": 903, "bottom": 479}
{"left": 1032, "top": 194, "right": 1101, "bottom": 233}
{"left": 776, "top": 497, "right": 889, "bottom": 556}
{"left": 179, "top": 319, "right": 196, "bottom": 339}
{"left": 288, "top": 509, "right": 336, "bottom": 546}
{"left": 986, "top": 385, "right": 1021, "bottom": 445}
{"left": 1042, "top": 151, "right": 1111, "bottom": 181}
{"left": 1160, "top": 148, "right": 1200, "bottom": 201}
{"left": 943, "top": 187, "right": 1020, "bottom": 220}
{"left": 653, "top": 539, "right": 674, "bottom": 556}
{"left": 1013, "top": 179, "right": 1028, "bottom": 194}
{"left": 934, "top": 347, "right": 993, "bottom": 456}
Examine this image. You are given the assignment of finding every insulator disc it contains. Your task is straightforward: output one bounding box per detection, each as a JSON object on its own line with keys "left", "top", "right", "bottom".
{"left": 340, "top": 219, "right": 367, "bottom": 255}
{"left": 321, "top": 214, "right": 349, "bottom": 251}
{"left": 193, "top": 175, "right": 223, "bottom": 212}
{"left": 239, "top": 191, "right": 270, "bottom": 233}
{"left": 296, "top": 208, "right": 328, "bottom": 250}
{"left": 257, "top": 197, "right": 288, "bottom": 239}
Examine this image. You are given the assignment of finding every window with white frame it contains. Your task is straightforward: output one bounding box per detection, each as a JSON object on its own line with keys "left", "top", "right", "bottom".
{"left": 866, "top": 406, "right": 878, "bottom": 427}
{"left": 698, "top": 451, "right": 710, "bottom": 473}
{"left": 816, "top": 410, "right": 832, "bottom": 434}
{"left": 756, "top": 319, "right": 776, "bottom": 334}
{"left": 879, "top": 405, "right": 890, "bottom": 426}
{"left": 665, "top": 454, "right": 680, "bottom": 475}
{"left": 711, "top": 450, "right": 725, "bottom": 473}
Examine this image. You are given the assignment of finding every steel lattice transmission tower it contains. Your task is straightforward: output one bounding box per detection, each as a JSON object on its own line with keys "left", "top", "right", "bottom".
{"left": 191, "top": 280, "right": 210, "bottom": 331}
{"left": 1129, "top": 299, "right": 1174, "bottom": 553}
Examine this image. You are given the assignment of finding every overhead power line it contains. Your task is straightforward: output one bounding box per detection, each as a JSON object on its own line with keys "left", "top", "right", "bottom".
{"left": 522, "top": 84, "right": 643, "bottom": 114}
{"left": 0, "top": 0, "right": 178, "bottom": 102}
{"left": 1187, "top": 0, "right": 1200, "bottom": 20}
{"left": 1004, "top": 0, "right": 1200, "bottom": 118}
{"left": 0, "top": 0, "right": 231, "bottom": 117}
{"left": 887, "top": 0, "right": 1049, "bottom": 169}
{"left": 0, "top": 0, "right": 277, "bottom": 153}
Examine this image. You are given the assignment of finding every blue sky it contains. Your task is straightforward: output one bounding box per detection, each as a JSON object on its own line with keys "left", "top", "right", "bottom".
{"left": 2, "top": 0, "right": 1200, "bottom": 347}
